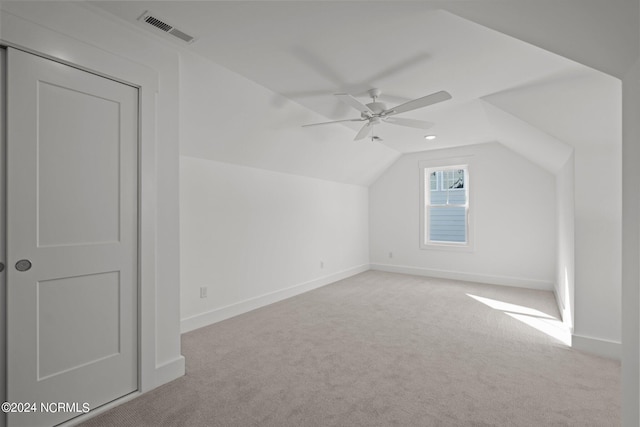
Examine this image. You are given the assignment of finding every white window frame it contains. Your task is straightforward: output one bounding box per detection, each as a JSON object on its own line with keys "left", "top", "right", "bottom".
{"left": 419, "top": 158, "right": 474, "bottom": 251}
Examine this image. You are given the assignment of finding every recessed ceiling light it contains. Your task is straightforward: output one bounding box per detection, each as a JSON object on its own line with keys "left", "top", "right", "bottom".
{"left": 424, "top": 135, "right": 437, "bottom": 140}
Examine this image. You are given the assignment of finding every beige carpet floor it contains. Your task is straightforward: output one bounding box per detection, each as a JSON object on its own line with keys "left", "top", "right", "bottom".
{"left": 81, "top": 271, "right": 620, "bottom": 426}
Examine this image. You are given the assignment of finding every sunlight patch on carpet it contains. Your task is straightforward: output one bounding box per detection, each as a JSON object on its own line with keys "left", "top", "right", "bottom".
{"left": 466, "top": 293, "right": 571, "bottom": 345}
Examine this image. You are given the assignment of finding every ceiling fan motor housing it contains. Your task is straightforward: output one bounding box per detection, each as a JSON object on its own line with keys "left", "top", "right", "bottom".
{"left": 366, "top": 102, "right": 387, "bottom": 115}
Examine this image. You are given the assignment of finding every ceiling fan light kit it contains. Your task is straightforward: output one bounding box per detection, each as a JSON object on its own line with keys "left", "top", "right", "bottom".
{"left": 303, "top": 88, "right": 452, "bottom": 141}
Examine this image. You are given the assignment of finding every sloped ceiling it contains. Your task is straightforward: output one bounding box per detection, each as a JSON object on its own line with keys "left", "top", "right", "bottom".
{"left": 91, "top": 1, "right": 628, "bottom": 184}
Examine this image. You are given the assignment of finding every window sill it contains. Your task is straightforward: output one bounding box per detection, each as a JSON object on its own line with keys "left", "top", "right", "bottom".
{"left": 420, "top": 241, "right": 475, "bottom": 252}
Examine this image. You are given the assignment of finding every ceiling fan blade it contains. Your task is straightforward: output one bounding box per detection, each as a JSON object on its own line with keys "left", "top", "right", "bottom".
{"left": 385, "top": 90, "right": 452, "bottom": 115}
{"left": 335, "top": 93, "right": 373, "bottom": 114}
{"left": 363, "top": 52, "right": 431, "bottom": 85}
{"left": 354, "top": 122, "right": 371, "bottom": 140}
{"left": 302, "top": 118, "right": 364, "bottom": 128}
{"left": 384, "top": 117, "right": 434, "bottom": 129}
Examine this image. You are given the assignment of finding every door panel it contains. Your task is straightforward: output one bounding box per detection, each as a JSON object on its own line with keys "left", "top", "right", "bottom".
{"left": 37, "top": 80, "right": 121, "bottom": 247}
{"left": 6, "top": 47, "right": 138, "bottom": 427}
{"left": 38, "top": 271, "right": 121, "bottom": 380}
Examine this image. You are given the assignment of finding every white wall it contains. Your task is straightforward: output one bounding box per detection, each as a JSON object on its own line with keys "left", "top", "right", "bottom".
{"left": 482, "top": 70, "right": 623, "bottom": 355}
{"left": 177, "top": 48, "right": 372, "bottom": 332}
{"left": 622, "top": 56, "right": 640, "bottom": 427}
{"left": 369, "top": 142, "right": 556, "bottom": 289}
{"left": 572, "top": 138, "right": 622, "bottom": 352}
{"left": 555, "top": 155, "right": 575, "bottom": 329}
{"left": 179, "top": 156, "right": 369, "bottom": 332}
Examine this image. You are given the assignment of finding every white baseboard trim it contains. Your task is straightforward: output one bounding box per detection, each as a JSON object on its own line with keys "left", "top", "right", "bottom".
{"left": 154, "top": 355, "right": 186, "bottom": 388}
{"left": 370, "top": 263, "right": 553, "bottom": 291}
{"left": 572, "top": 334, "right": 621, "bottom": 360}
{"left": 180, "top": 264, "right": 370, "bottom": 334}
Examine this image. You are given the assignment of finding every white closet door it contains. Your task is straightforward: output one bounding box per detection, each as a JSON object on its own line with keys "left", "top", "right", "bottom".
{"left": 6, "top": 47, "right": 138, "bottom": 427}
{"left": 0, "top": 46, "right": 7, "bottom": 427}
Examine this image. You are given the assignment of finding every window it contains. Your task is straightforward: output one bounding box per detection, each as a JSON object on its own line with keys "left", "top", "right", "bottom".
{"left": 423, "top": 165, "right": 469, "bottom": 246}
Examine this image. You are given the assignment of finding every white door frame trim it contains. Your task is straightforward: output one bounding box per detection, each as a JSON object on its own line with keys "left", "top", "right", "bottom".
{"left": 1, "top": 9, "right": 168, "bottom": 424}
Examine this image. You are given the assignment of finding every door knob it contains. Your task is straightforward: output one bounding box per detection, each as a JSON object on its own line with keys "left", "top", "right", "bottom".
{"left": 15, "top": 259, "right": 32, "bottom": 272}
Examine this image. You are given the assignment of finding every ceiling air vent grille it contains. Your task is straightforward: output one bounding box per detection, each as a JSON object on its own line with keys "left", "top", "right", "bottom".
{"left": 138, "top": 11, "right": 196, "bottom": 44}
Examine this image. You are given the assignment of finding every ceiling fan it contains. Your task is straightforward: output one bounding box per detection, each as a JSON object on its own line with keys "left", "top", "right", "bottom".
{"left": 302, "top": 88, "right": 452, "bottom": 141}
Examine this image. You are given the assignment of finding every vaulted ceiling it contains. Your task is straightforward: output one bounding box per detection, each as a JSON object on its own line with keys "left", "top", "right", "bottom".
{"left": 91, "top": 0, "right": 632, "bottom": 184}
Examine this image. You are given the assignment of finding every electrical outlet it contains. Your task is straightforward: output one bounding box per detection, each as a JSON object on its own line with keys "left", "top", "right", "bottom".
{"left": 389, "top": 252, "right": 393, "bottom": 258}
{"left": 200, "top": 286, "right": 207, "bottom": 298}
{"left": 320, "top": 261, "right": 324, "bottom": 269}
